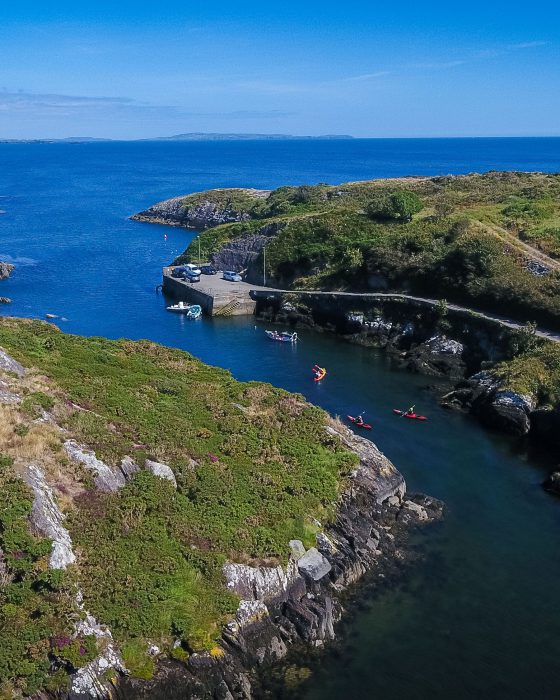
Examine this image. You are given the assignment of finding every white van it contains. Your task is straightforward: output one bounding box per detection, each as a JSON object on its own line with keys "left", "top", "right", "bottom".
{"left": 185, "top": 263, "right": 202, "bottom": 275}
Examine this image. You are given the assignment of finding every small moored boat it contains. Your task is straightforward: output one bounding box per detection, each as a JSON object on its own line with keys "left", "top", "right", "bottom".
{"left": 166, "top": 301, "right": 202, "bottom": 319}
{"left": 265, "top": 330, "right": 298, "bottom": 343}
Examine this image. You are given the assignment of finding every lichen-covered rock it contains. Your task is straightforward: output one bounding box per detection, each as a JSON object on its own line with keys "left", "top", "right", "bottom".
{"left": 144, "top": 459, "right": 177, "bottom": 487}
{"left": 0, "top": 347, "right": 25, "bottom": 377}
{"left": 22, "top": 464, "right": 76, "bottom": 569}
{"left": 70, "top": 602, "right": 127, "bottom": 698}
{"left": 289, "top": 539, "right": 307, "bottom": 560}
{"left": 64, "top": 440, "right": 126, "bottom": 492}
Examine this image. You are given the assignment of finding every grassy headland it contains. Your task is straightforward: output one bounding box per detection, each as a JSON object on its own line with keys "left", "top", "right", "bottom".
{"left": 0, "top": 318, "right": 356, "bottom": 693}
{"left": 173, "top": 172, "right": 560, "bottom": 329}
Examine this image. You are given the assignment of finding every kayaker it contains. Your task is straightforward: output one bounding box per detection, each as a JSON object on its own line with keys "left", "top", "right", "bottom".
{"left": 404, "top": 405, "right": 415, "bottom": 417}
{"left": 313, "top": 364, "right": 325, "bottom": 379}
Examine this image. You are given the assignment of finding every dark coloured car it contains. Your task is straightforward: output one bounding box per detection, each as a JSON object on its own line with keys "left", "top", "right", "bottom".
{"left": 200, "top": 265, "right": 217, "bottom": 275}
{"left": 171, "top": 266, "right": 188, "bottom": 278}
{"left": 184, "top": 269, "right": 200, "bottom": 283}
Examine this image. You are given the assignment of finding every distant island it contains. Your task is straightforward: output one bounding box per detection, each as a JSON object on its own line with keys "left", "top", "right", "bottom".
{"left": 0, "top": 133, "right": 354, "bottom": 144}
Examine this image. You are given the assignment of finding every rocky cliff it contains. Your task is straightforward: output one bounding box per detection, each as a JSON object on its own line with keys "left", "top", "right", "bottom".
{"left": 131, "top": 189, "right": 269, "bottom": 230}
{"left": 0, "top": 328, "right": 443, "bottom": 700}
{"left": 115, "top": 422, "right": 443, "bottom": 699}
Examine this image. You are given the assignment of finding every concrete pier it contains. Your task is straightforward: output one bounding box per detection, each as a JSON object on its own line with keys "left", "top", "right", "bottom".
{"left": 162, "top": 267, "right": 268, "bottom": 316}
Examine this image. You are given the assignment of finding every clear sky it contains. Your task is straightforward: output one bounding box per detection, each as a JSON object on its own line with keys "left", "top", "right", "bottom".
{"left": 0, "top": 0, "right": 558, "bottom": 139}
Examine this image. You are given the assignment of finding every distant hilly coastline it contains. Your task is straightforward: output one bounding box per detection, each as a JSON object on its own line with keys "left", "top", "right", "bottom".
{"left": 0, "top": 133, "right": 354, "bottom": 144}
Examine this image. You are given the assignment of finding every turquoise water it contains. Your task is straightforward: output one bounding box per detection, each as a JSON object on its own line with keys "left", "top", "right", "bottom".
{"left": 1, "top": 139, "right": 560, "bottom": 698}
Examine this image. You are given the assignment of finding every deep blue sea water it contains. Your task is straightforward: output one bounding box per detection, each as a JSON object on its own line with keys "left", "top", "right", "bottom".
{"left": 1, "top": 138, "right": 560, "bottom": 699}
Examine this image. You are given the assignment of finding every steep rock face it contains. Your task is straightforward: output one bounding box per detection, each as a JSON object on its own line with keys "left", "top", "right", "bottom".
{"left": 0, "top": 261, "right": 14, "bottom": 280}
{"left": 131, "top": 189, "right": 269, "bottom": 230}
{"left": 117, "top": 424, "right": 443, "bottom": 699}
{"left": 442, "top": 371, "right": 535, "bottom": 436}
{"left": 211, "top": 222, "right": 285, "bottom": 277}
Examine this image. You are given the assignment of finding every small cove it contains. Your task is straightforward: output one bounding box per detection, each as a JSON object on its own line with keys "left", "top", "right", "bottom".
{"left": 1, "top": 139, "right": 560, "bottom": 698}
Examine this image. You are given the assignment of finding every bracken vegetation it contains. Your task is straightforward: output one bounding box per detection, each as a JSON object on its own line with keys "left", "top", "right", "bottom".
{"left": 0, "top": 318, "right": 356, "bottom": 692}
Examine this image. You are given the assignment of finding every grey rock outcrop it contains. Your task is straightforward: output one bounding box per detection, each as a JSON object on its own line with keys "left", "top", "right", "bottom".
{"left": 144, "top": 458, "right": 177, "bottom": 487}
{"left": 442, "top": 371, "right": 535, "bottom": 436}
{"left": 22, "top": 464, "right": 76, "bottom": 569}
{"left": 0, "top": 347, "right": 25, "bottom": 377}
{"left": 64, "top": 440, "right": 126, "bottom": 492}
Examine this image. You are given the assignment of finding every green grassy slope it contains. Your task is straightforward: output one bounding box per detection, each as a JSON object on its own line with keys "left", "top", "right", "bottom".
{"left": 0, "top": 319, "right": 356, "bottom": 691}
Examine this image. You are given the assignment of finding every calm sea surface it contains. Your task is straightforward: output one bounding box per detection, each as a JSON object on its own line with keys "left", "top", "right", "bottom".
{"left": 1, "top": 138, "right": 560, "bottom": 699}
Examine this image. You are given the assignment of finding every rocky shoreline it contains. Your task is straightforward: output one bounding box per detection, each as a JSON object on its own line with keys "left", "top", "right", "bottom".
{"left": 255, "top": 293, "right": 560, "bottom": 491}
{"left": 0, "top": 343, "right": 443, "bottom": 700}
{"left": 114, "top": 423, "right": 443, "bottom": 699}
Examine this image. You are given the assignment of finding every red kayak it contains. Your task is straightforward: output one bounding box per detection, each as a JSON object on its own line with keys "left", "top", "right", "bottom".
{"left": 312, "top": 365, "right": 327, "bottom": 382}
{"left": 393, "top": 409, "right": 428, "bottom": 421}
{"left": 348, "top": 415, "right": 372, "bottom": 430}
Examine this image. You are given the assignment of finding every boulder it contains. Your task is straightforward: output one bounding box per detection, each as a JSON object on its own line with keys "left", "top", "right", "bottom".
{"left": 296, "top": 548, "right": 332, "bottom": 582}
{"left": 144, "top": 458, "right": 177, "bottom": 487}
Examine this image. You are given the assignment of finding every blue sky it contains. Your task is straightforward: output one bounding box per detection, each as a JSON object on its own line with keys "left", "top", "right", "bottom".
{"left": 0, "top": 1, "right": 558, "bottom": 138}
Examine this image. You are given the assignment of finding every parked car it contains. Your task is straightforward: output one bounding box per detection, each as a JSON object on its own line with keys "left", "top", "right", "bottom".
{"left": 223, "top": 270, "right": 242, "bottom": 282}
{"left": 184, "top": 269, "right": 200, "bottom": 283}
{"left": 184, "top": 263, "right": 202, "bottom": 276}
{"left": 171, "top": 266, "right": 188, "bottom": 278}
{"left": 200, "top": 264, "right": 217, "bottom": 275}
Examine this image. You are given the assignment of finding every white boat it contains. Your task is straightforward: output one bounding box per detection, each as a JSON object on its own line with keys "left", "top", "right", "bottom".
{"left": 166, "top": 302, "right": 202, "bottom": 319}
{"left": 265, "top": 330, "right": 298, "bottom": 343}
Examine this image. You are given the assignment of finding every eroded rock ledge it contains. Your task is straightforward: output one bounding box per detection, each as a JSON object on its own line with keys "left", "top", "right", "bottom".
{"left": 117, "top": 424, "right": 443, "bottom": 699}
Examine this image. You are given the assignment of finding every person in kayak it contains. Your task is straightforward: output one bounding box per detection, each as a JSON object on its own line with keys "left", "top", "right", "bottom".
{"left": 404, "top": 405, "right": 415, "bottom": 417}
{"left": 313, "top": 364, "right": 326, "bottom": 379}
{"left": 356, "top": 412, "right": 365, "bottom": 426}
